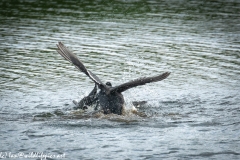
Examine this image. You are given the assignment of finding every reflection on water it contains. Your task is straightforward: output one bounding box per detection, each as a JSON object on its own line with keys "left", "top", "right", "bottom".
{"left": 0, "top": 0, "right": 240, "bottom": 159}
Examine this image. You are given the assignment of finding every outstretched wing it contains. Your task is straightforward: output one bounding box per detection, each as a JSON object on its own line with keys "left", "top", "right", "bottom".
{"left": 110, "top": 72, "right": 170, "bottom": 93}
{"left": 88, "top": 84, "right": 97, "bottom": 97}
{"left": 56, "top": 42, "right": 105, "bottom": 86}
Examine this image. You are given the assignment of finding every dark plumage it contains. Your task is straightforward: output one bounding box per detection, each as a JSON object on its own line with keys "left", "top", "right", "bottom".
{"left": 73, "top": 84, "right": 97, "bottom": 110}
{"left": 56, "top": 42, "right": 170, "bottom": 115}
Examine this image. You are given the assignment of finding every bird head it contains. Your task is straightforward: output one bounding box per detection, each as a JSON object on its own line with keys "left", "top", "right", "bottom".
{"left": 106, "top": 82, "right": 112, "bottom": 87}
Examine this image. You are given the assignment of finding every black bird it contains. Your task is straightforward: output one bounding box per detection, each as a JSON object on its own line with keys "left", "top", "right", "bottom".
{"left": 56, "top": 42, "right": 170, "bottom": 115}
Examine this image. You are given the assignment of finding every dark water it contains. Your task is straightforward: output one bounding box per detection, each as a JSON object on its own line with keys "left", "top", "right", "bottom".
{"left": 0, "top": 0, "right": 240, "bottom": 159}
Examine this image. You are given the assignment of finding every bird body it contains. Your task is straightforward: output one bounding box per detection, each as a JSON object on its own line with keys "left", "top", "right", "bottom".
{"left": 56, "top": 42, "right": 170, "bottom": 115}
{"left": 98, "top": 87, "right": 124, "bottom": 114}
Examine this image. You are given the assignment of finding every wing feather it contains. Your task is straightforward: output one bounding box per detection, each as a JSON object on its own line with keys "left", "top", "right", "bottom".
{"left": 56, "top": 42, "right": 104, "bottom": 86}
{"left": 110, "top": 72, "right": 170, "bottom": 93}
